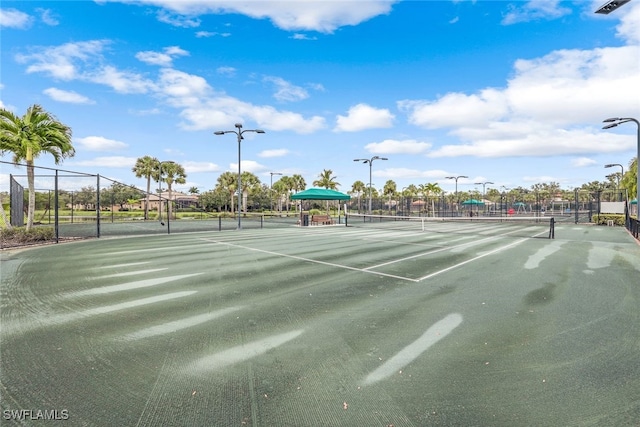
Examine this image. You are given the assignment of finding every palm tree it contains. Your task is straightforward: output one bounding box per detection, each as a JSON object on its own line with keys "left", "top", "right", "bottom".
{"left": 350, "top": 180, "right": 366, "bottom": 213}
{"left": 271, "top": 179, "right": 288, "bottom": 212}
{"left": 405, "top": 184, "right": 417, "bottom": 216}
{"left": 188, "top": 186, "right": 199, "bottom": 195}
{"left": 422, "top": 182, "right": 442, "bottom": 217}
{"left": 216, "top": 171, "right": 238, "bottom": 214}
{"left": 0, "top": 104, "right": 74, "bottom": 230}
{"left": 132, "top": 155, "right": 160, "bottom": 220}
{"left": 291, "top": 174, "right": 306, "bottom": 193}
{"left": 383, "top": 180, "right": 397, "bottom": 215}
{"left": 159, "top": 161, "right": 187, "bottom": 219}
{"left": 313, "top": 169, "right": 340, "bottom": 189}
{"left": 313, "top": 169, "right": 340, "bottom": 213}
{"left": 240, "top": 171, "right": 261, "bottom": 212}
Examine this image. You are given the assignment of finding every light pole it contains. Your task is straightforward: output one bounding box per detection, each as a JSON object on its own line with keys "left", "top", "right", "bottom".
{"left": 214, "top": 123, "right": 265, "bottom": 229}
{"left": 602, "top": 117, "right": 639, "bottom": 219}
{"left": 445, "top": 175, "right": 468, "bottom": 213}
{"left": 270, "top": 172, "right": 282, "bottom": 212}
{"left": 595, "top": 0, "right": 631, "bottom": 14}
{"left": 474, "top": 181, "right": 493, "bottom": 215}
{"left": 354, "top": 156, "right": 388, "bottom": 214}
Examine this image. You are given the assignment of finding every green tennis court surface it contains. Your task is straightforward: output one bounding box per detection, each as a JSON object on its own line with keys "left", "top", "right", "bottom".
{"left": 1, "top": 221, "right": 639, "bottom": 426}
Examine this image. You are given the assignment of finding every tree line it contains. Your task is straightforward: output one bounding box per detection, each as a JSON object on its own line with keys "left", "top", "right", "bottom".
{"left": 1, "top": 104, "right": 637, "bottom": 230}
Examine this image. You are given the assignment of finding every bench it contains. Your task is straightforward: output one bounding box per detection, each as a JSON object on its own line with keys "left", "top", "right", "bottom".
{"left": 310, "top": 215, "right": 333, "bottom": 225}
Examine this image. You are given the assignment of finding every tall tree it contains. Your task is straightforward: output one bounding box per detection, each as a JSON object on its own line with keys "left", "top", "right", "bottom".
{"left": 383, "top": 180, "right": 397, "bottom": 214}
{"left": 159, "top": 161, "right": 187, "bottom": 219}
{"left": 350, "top": 180, "right": 366, "bottom": 213}
{"left": 422, "top": 182, "right": 442, "bottom": 217}
{"left": 313, "top": 169, "right": 340, "bottom": 189}
{"left": 313, "top": 169, "right": 340, "bottom": 212}
{"left": 0, "top": 104, "right": 74, "bottom": 230}
{"left": 216, "top": 171, "right": 238, "bottom": 214}
{"left": 132, "top": 155, "right": 160, "bottom": 220}
{"left": 240, "top": 171, "right": 261, "bottom": 212}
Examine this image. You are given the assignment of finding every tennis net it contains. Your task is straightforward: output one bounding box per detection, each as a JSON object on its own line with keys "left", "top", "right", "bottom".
{"left": 345, "top": 213, "right": 555, "bottom": 239}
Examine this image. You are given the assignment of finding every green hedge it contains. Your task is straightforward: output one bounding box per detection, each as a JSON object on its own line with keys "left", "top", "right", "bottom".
{"left": 592, "top": 214, "right": 626, "bottom": 226}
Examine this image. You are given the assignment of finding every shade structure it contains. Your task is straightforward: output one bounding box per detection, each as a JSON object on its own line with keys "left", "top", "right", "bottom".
{"left": 290, "top": 188, "right": 351, "bottom": 201}
{"left": 461, "top": 199, "right": 484, "bottom": 205}
{"left": 631, "top": 199, "right": 638, "bottom": 205}
{"left": 513, "top": 202, "right": 526, "bottom": 207}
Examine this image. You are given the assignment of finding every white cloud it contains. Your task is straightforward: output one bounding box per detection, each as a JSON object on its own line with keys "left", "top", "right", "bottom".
{"left": 16, "top": 40, "right": 109, "bottom": 80}
{"left": 571, "top": 157, "right": 597, "bottom": 167}
{"left": 502, "top": 0, "right": 572, "bottom": 25}
{"left": 183, "top": 161, "right": 219, "bottom": 173}
{"left": 217, "top": 66, "right": 236, "bottom": 76}
{"left": 258, "top": 149, "right": 289, "bottom": 158}
{"left": 156, "top": 10, "right": 200, "bottom": 28}
{"left": 334, "top": 103, "right": 394, "bottom": 132}
{"left": 614, "top": 0, "right": 640, "bottom": 44}
{"left": 375, "top": 167, "right": 449, "bottom": 180}
{"left": 264, "top": 76, "right": 308, "bottom": 102}
{"left": 43, "top": 87, "right": 95, "bottom": 104}
{"left": 76, "top": 136, "right": 128, "bottom": 152}
{"left": 136, "top": 46, "right": 189, "bottom": 66}
{"left": 0, "top": 8, "right": 32, "bottom": 29}
{"left": 71, "top": 156, "right": 137, "bottom": 168}
{"left": 291, "top": 33, "right": 317, "bottom": 40}
{"left": 92, "top": 65, "right": 156, "bottom": 94}
{"left": 102, "top": 0, "right": 397, "bottom": 33}
{"left": 399, "top": 41, "right": 640, "bottom": 158}
{"left": 196, "top": 31, "right": 230, "bottom": 38}
{"left": 37, "top": 8, "right": 59, "bottom": 26}
{"left": 365, "top": 139, "right": 431, "bottom": 155}
{"left": 230, "top": 160, "right": 268, "bottom": 174}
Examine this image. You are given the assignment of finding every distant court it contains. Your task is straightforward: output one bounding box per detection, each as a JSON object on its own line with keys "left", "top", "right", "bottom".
{"left": 1, "top": 221, "right": 639, "bottom": 426}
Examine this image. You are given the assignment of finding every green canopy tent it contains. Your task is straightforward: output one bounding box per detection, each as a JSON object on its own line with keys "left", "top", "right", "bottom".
{"left": 461, "top": 199, "right": 484, "bottom": 205}
{"left": 290, "top": 188, "right": 351, "bottom": 201}
{"left": 461, "top": 199, "right": 485, "bottom": 216}
{"left": 290, "top": 188, "right": 351, "bottom": 225}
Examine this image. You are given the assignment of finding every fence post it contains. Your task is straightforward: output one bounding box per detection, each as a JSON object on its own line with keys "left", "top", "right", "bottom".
{"left": 96, "top": 174, "right": 101, "bottom": 238}
{"left": 55, "top": 169, "right": 59, "bottom": 243}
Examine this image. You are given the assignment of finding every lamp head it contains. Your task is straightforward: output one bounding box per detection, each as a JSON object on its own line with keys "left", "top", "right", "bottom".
{"left": 235, "top": 123, "right": 243, "bottom": 129}
{"left": 255, "top": 129, "right": 265, "bottom": 134}
{"left": 602, "top": 123, "right": 619, "bottom": 130}
{"left": 214, "top": 131, "right": 225, "bottom": 135}
{"left": 603, "top": 117, "right": 620, "bottom": 123}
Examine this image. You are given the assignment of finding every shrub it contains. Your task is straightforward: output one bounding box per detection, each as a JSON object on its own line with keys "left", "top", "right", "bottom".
{"left": 1, "top": 226, "right": 56, "bottom": 247}
{"left": 592, "top": 214, "right": 625, "bottom": 226}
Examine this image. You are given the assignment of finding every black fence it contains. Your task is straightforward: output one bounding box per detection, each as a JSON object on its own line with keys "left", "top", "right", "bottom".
{"left": 1, "top": 162, "right": 303, "bottom": 248}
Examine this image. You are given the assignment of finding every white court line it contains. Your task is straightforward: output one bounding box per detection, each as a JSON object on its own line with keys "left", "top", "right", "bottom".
{"left": 364, "top": 235, "right": 502, "bottom": 271}
{"left": 201, "top": 238, "right": 419, "bottom": 282}
{"left": 417, "top": 238, "right": 528, "bottom": 281}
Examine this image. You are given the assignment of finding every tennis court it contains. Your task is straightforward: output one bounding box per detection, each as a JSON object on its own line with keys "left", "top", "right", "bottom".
{"left": 1, "top": 218, "right": 639, "bottom": 426}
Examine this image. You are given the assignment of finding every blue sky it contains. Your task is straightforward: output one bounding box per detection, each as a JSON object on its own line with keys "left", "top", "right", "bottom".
{"left": 1, "top": 0, "right": 639, "bottom": 196}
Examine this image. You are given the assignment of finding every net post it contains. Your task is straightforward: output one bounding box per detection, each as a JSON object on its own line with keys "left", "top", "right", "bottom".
{"left": 549, "top": 217, "right": 555, "bottom": 239}
{"left": 96, "top": 174, "right": 101, "bottom": 238}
